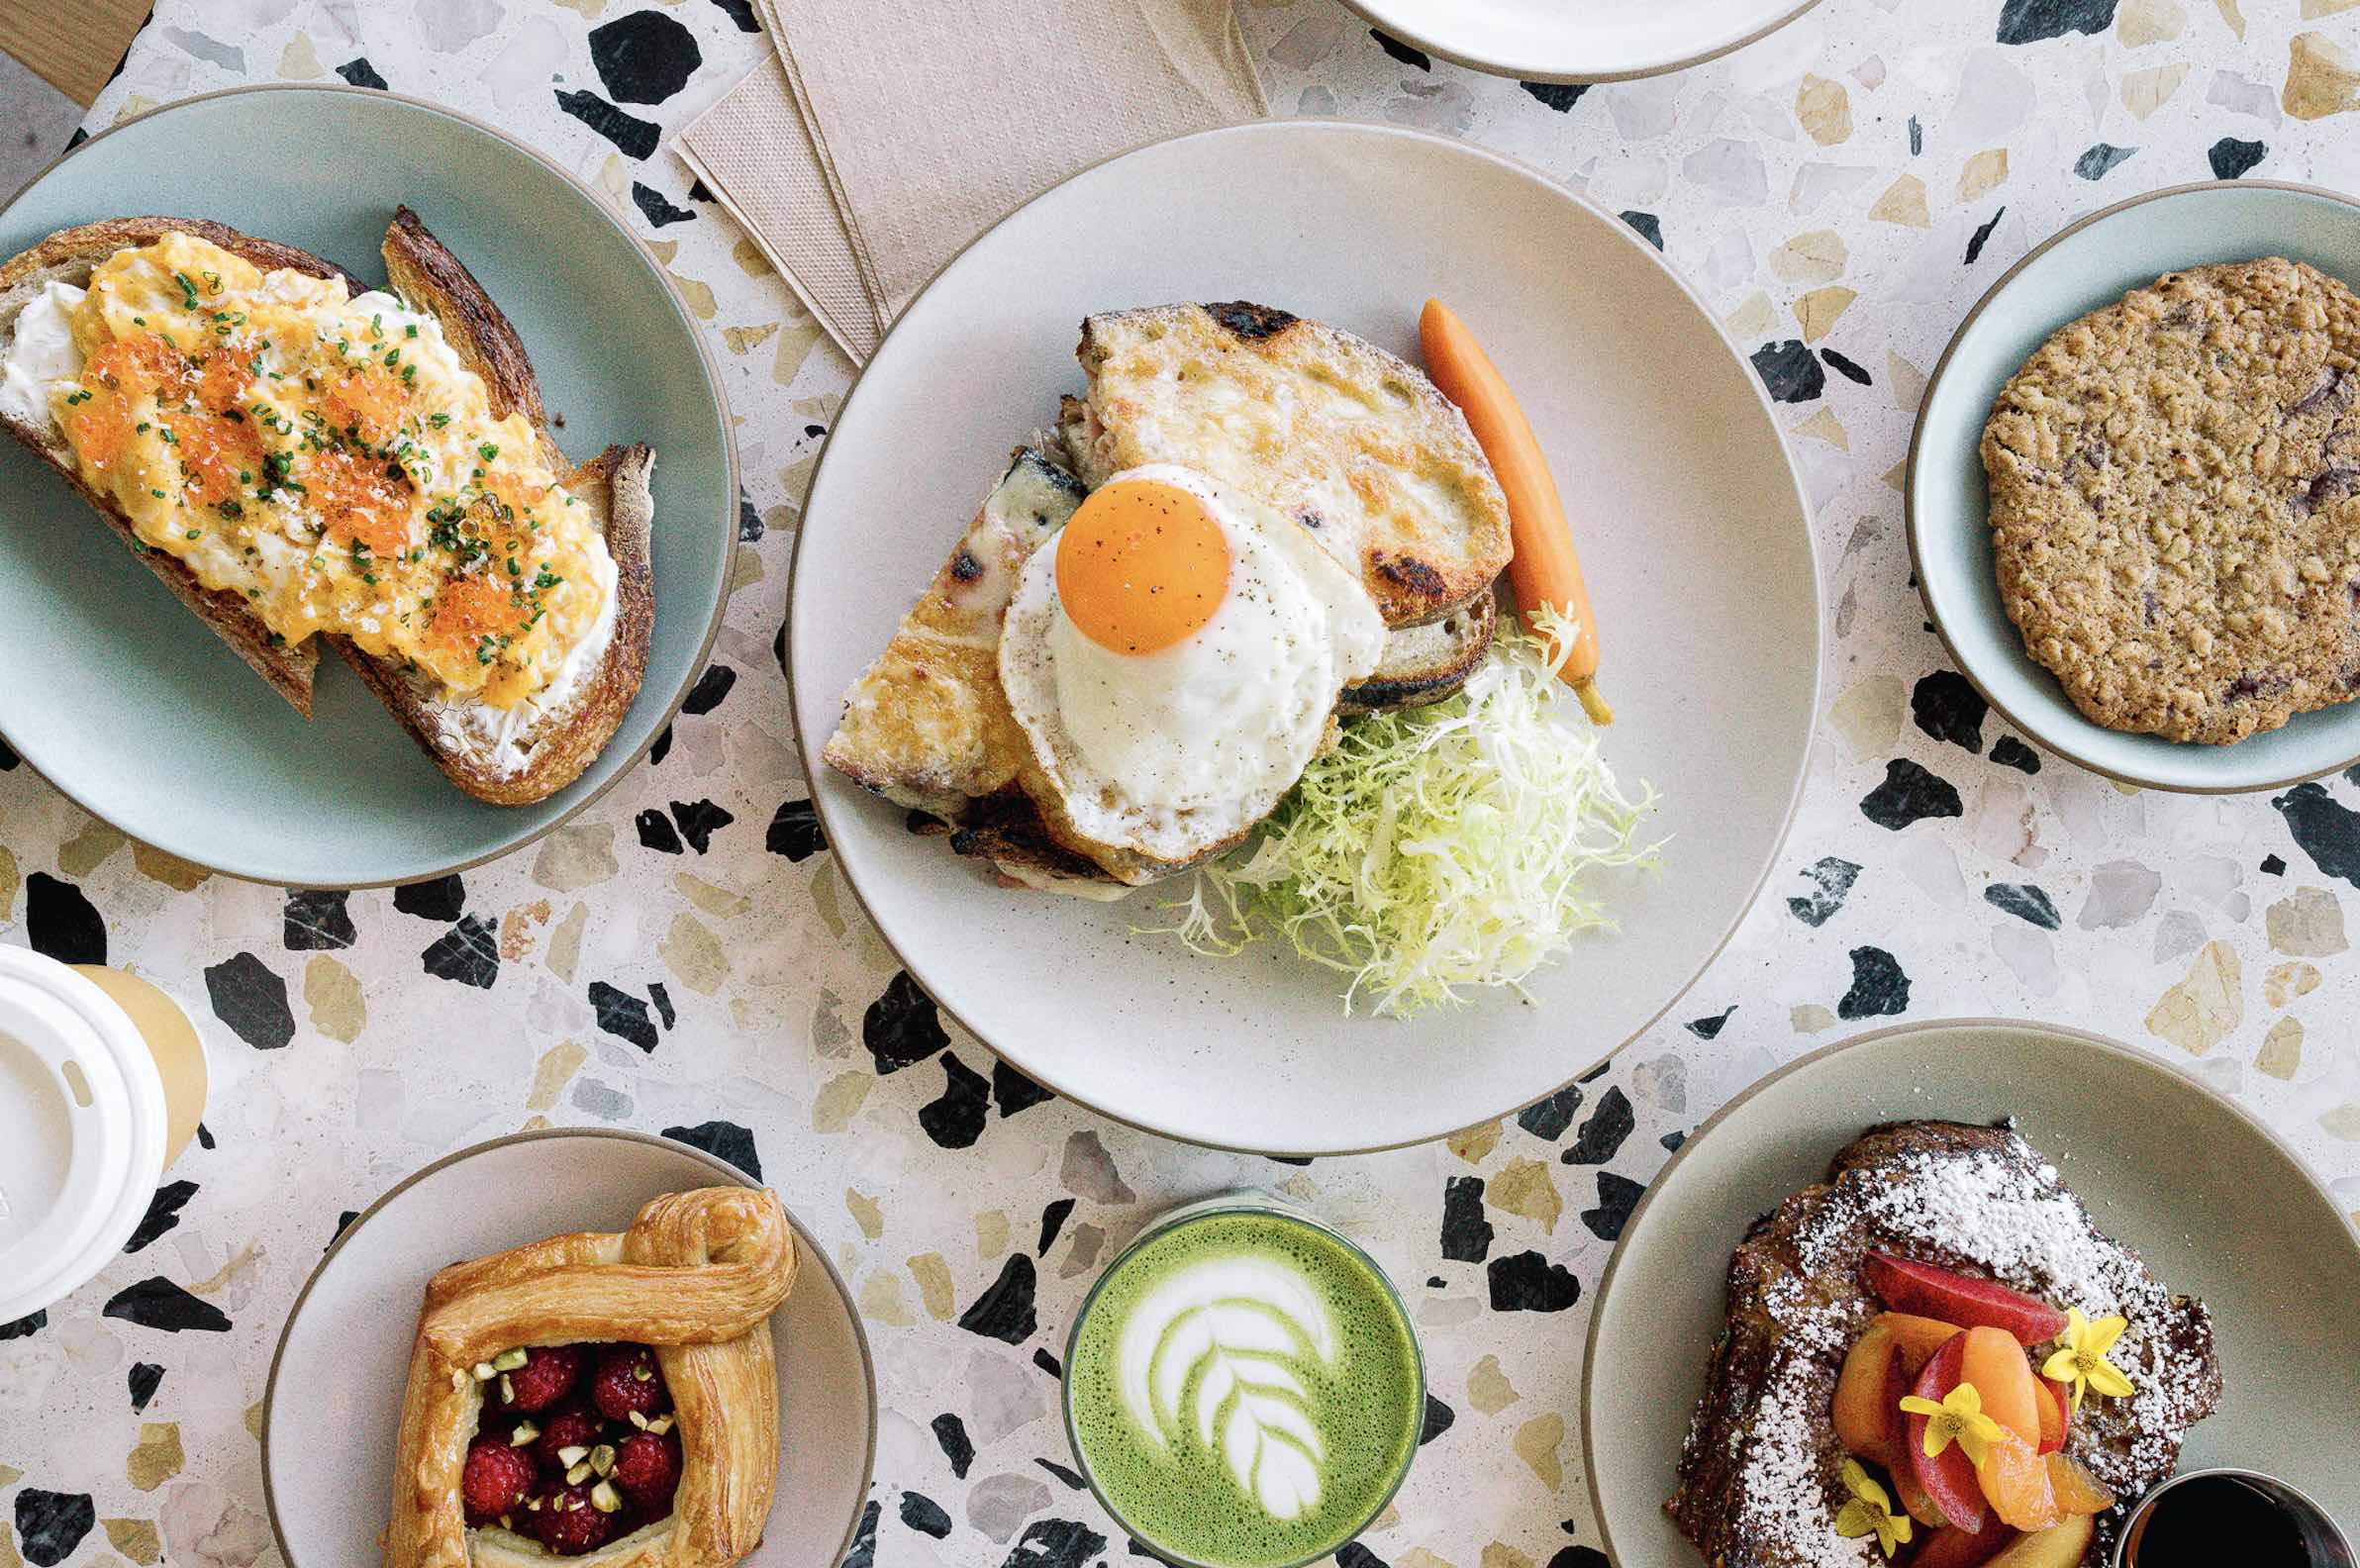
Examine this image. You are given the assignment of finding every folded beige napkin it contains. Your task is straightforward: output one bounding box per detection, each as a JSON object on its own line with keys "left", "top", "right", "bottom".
{"left": 676, "top": 0, "right": 1267, "bottom": 363}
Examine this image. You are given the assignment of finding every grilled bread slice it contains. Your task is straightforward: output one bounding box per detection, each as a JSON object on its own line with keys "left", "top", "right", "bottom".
{"left": 0, "top": 217, "right": 347, "bottom": 714}
{"left": 1069, "top": 302, "right": 1513, "bottom": 628}
{"left": 0, "top": 211, "right": 653, "bottom": 805}
{"left": 1340, "top": 591, "right": 1495, "bottom": 715}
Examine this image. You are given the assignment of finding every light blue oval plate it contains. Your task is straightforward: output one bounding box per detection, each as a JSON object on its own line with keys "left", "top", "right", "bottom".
{"left": 0, "top": 86, "right": 734, "bottom": 886}
{"left": 1909, "top": 180, "right": 2360, "bottom": 794}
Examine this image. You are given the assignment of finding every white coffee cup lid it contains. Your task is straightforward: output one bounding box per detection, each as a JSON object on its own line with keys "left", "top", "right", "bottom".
{"left": 0, "top": 946, "right": 169, "bottom": 1322}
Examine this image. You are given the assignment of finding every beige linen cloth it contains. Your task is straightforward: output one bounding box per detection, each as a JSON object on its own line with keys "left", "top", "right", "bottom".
{"left": 676, "top": 0, "right": 1266, "bottom": 363}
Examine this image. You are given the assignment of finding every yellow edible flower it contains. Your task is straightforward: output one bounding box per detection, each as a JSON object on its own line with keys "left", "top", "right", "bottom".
{"left": 1833, "top": 1458, "right": 1914, "bottom": 1558}
{"left": 2041, "top": 1307, "right": 2135, "bottom": 1413}
{"left": 1898, "top": 1380, "right": 2007, "bottom": 1465}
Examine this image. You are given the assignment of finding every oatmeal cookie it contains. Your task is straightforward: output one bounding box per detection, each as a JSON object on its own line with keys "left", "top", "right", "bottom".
{"left": 1982, "top": 256, "right": 2360, "bottom": 744}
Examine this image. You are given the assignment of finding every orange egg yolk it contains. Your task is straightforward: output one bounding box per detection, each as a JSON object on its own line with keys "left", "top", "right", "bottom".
{"left": 1053, "top": 479, "right": 1230, "bottom": 654}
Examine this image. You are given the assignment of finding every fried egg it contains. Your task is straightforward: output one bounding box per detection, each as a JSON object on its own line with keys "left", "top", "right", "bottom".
{"left": 998, "top": 463, "right": 1384, "bottom": 876}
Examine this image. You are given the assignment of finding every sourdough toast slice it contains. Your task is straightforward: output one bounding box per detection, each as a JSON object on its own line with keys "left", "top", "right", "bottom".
{"left": 1340, "top": 592, "right": 1495, "bottom": 715}
{"left": 0, "top": 217, "right": 354, "bottom": 715}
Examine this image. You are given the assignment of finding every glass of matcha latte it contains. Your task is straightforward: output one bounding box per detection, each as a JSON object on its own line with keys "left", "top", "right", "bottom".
{"left": 1061, "top": 1192, "right": 1426, "bottom": 1568}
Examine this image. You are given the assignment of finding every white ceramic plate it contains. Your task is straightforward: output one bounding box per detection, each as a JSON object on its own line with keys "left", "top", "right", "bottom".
{"left": 1335, "top": 0, "right": 1823, "bottom": 82}
{"left": 260, "top": 1129, "right": 875, "bottom": 1568}
{"left": 790, "top": 121, "right": 1819, "bottom": 1155}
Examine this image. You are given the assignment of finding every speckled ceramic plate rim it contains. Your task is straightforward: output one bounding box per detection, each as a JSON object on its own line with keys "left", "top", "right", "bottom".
{"left": 1905, "top": 178, "right": 2360, "bottom": 798}
{"left": 1328, "top": 0, "right": 1825, "bottom": 84}
{"left": 0, "top": 82, "right": 738, "bottom": 890}
{"left": 254, "top": 1126, "right": 879, "bottom": 1568}
{"left": 783, "top": 117, "right": 1823, "bottom": 1157}
{"left": 1578, "top": 1015, "right": 2360, "bottom": 1568}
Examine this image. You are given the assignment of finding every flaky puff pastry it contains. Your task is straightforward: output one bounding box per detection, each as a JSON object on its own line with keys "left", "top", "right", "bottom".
{"left": 382, "top": 1186, "right": 799, "bottom": 1568}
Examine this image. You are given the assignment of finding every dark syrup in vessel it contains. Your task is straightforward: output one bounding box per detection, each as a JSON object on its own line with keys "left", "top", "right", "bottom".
{"left": 2125, "top": 1474, "right": 2312, "bottom": 1568}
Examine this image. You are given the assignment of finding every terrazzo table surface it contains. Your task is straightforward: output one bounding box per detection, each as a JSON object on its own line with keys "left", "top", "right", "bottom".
{"left": 5, "top": 3, "right": 2360, "bottom": 1566}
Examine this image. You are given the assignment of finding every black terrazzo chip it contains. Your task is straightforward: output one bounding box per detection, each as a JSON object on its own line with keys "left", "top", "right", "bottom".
{"left": 992, "top": 1058, "right": 1054, "bottom": 1118}
{"left": 103, "top": 1276, "right": 230, "bottom": 1332}
{"left": 1005, "top": 1519, "right": 1106, "bottom": 1568}
{"left": 1581, "top": 1172, "right": 1645, "bottom": 1240}
{"left": 1488, "top": 1249, "right": 1581, "bottom": 1312}
{"left": 204, "top": 952, "right": 294, "bottom": 1049}
{"left": 422, "top": 914, "right": 500, "bottom": 989}
{"left": 1991, "top": 735, "right": 2041, "bottom": 774}
{"left": 1370, "top": 28, "right": 1430, "bottom": 68}
{"left": 1985, "top": 883, "right": 2060, "bottom": 930}
{"left": 335, "top": 55, "right": 388, "bottom": 89}
{"left": 632, "top": 181, "right": 698, "bottom": 227}
{"left": 1337, "top": 1548, "right": 1389, "bottom": 1568}
{"left": 1997, "top": 0, "right": 2116, "bottom": 44}
{"left": 2074, "top": 143, "right": 2137, "bottom": 179}
{"left": 1966, "top": 207, "right": 2008, "bottom": 265}
{"left": 1037, "top": 1198, "right": 1076, "bottom": 1255}
{"left": 1661, "top": 1129, "right": 1688, "bottom": 1153}
{"left": 738, "top": 491, "right": 763, "bottom": 540}
{"left": 1787, "top": 856, "right": 1861, "bottom": 927}
{"left": 649, "top": 982, "right": 676, "bottom": 1029}
{"left": 671, "top": 799, "right": 735, "bottom": 853}
{"left": 1750, "top": 339, "right": 1824, "bottom": 403}
{"left": 127, "top": 1180, "right": 198, "bottom": 1253}
{"left": 1620, "top": 211, "right": 1663, "bottom": 250}
{"left": 957, "top": 1253, "right": 1037, "bottom": 1343}
{"left": 840, "top": 1500, "right": 879, "bottom": 1568}
{"left": 26, "top": 873, "right": 105, "bottom": 964}
{"left": 2211, "top": 137, "right": 2267, "bottom": 180}
{"left": 589, "top": 981, "right": 661, "bottom": 1051}
{"left": 1036, "top": 1458, "right": 1085, "bottom": 1489}
{"left": 0, "top": 734, "right": 17, "bottom": 769}
{"left": 1549, "top": 1548, "right": 1613, "bottom": 1568}
{"left": 2272, "top": 782, "right": 2360, "bottom": 886}
{"left": 650, "top": 724, "right": 674, "bottom": 764}
{"left": 1860, "top": 758, "right": 1963, "bottom": 830}
{"left": 589, "top": 11, "right": 702, "bottom": 104}
{"left": 1820, "top": 347, "right": 1872, "bottom": 386}
{"left": 1912, "top": 670, "right": 1987, "bottom": 752}
{"left": 283, "top": 889, "right": 354, "bottom": 950}
{"left": 682, "top": 663, "right": 738, "bottom": 715}
{"left": 637, "top": 809, "right": 685, "bottom": 853}
{"left": 1565, "top": 1087, "right": 1634, "bottom": 1165}
{"left": 197, "top": 1125, "right": 214, "bottom": 1149}
{"left": 1521, "top": 81, "right": 1588, "bottom": 111}
{"left": 2262, "top": 853, "right": 2288, "bottom": 876}
{"left": 919, "top": 1052, "right": 991, "bottom": 1148}
{"left": 865, "top": 970, "right": 948, "bottom": 1073}
{"left": 661, "top": 1120, "right": 761, "bottom": 1179}
{"left": 932, "top": 1413, "right": 974, "bottom": 1478}
{"left": 1420, "top": 1393, "right": 1455, "bottom": 1444}
{"left": 1686, "top": 1006, "right": 1736, "bottom": 1039}
{"left": 393, "top": 874, "right": 464, "bottom": 922}
{"left": 129, "top": 1362, "right": 163, "bottom": 1411}
{"left": 766, "top": 799, "right": 827, "bottom": 861}
{"left": 1032, "top": 1348, "right": 1062, "bottom": 1378}
{"left": 1838, "top": 945, "right": 1912, "bottom": 1019}
{"left": 900, "top": 1492, "right": 952, "bottom": 1538}
{"left": 1441, "top": 1176, "right": 1493, "bottom": 1262}
{"left": 555, "top": 89, "right": 661, "bottom": 158}
{"left": 1515, "top": 1081, "right": 1583, "bottom": 1140}
{"left": 0, "top": 1312, "right": 44, "bottom": 1340}
{"left": 335, "top": 1210, "right": 358, "bottom": 1239}
{"left": 710, "top": 0, "right": 759, "bottom": 30}
{"left": 14, "top": 1491, "right": 95, "bottom": 1568}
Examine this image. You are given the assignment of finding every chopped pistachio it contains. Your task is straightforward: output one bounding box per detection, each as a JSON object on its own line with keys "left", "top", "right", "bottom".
{"left": 471, "top": 1361, "right": 498, "bottom": 1382}
{"left": 589, "top": 1444, "right": 617, "bottom": 1477}
{"left": 565, "top": 1461, "right": 592, "bottom": 1486}
{"left": 590, "top": 1482, "right": 623, "bottom": 1515}
{"left": 557, "top": 1445, "right": 589, "bottom": 1467}
{"left": 492, "top": 1348, "right": 530, "bottom": 1372}
{"left": 645, "top": 1415, "right": 674, "bottom": 1436}
{"left": 508, "top": 1422, "right": 541, "bottom": 1447}
{"left": 499, "top": 1373, "right": 515, "bottom": 1404}
{"left": 627, "top": 1411, "right": 649, "bottom": 1430}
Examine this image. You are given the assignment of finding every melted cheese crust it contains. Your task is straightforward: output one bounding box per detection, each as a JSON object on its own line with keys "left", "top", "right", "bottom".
{"left": 49, "top": 231, "right": 610, "bottom": 707}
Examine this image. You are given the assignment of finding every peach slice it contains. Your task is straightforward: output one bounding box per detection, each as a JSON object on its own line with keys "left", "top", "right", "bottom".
{"left": 1959, "top": 1325, "right": 2042, "bottom": 1447}
{"left": 1874, "top": 1312, "right": 1964, "bottom": 1374}
{"left": 2031, "top": 1378, "right": 2068, "bottom": 1455}
{"left": 2044, "top": 1452, "right": 2115, "bottom": 1516}
{"left": 1984, "top": 1513, "right": 2094, "bottom": 1568}
{"left": 1905, "top": 1331, "right": 1986, "bottom": 1533}
{"left": 1834, "top": 1322, "right": 1905, "bottom": 1466}
{"left": 1863, "top": 1254, "right": 2068, "bottom": 1346}
{"left": 1911, "top": 1514, "right": 2016, "bottom": 1568}
{"left": 1975, "top": 1431, "right": 2063, "bottom": 1532}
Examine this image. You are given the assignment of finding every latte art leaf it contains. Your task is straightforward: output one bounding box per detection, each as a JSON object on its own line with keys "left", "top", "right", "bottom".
{"left": 1115, "top": 1254, "right": 1341, "bottom": 1521}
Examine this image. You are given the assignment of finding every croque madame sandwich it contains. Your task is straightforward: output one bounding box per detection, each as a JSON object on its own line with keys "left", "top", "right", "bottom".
{"left": 824, "top": 301, "right": 1512, "bottom": 896}
{"left": 0, "top": 211, "right": 651, "bottom": 805}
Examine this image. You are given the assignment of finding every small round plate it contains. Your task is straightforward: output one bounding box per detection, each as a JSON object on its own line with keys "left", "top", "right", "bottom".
{"left": 1332, "top": 0, "right": 1822, "bottom": 82}
{"left": 1584, "top": 1019, "right": 2360, "bottom": 1566}
{"left": 0, "top": 85, "right": 735, "bottom": 886}
{"left": 789, "top": 121, "right": 1819, "bottom": 1155}
{"left": 1909, "top": 180, "right": 2360, "bottom": 794}
{"left": 260, "top": 1128, "right": 876, "bottom": 1568}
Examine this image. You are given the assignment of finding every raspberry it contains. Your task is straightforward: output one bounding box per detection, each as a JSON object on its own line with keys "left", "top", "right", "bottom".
{"left": 500, "top": 1344, "right": 587, "bottom": 1414}
{"left": 589, "top": 1344, "right": 671, "bottom": 1421}
{"left": 532, "top": 1482, "right": 618, "bottom": 1557}
{"left": 612, "top": 1430, "right": 682, "bottom": 1516}
{"left": 532, "top": 1405, "right": 602, "bottom": 1475}
{"left": 460, "top": 1437, "right": 537, "bottom": 1526}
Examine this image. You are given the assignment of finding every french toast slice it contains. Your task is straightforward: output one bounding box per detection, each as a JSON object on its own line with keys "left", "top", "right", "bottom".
{"left": 0, "top": 211, "right": 653, "bottom": 805}
{"left": 0, "top": 217, "right": 353, "bottom": 714}
{"left": 1669, "top": 1122, "right": 2221, "bottom": 1568}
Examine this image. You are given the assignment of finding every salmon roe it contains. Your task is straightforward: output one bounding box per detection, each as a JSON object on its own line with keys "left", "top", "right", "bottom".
{"left": 313, "top": 448, "right": 415, "bottom": 557}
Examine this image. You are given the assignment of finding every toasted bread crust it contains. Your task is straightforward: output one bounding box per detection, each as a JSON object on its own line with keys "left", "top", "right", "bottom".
{"left": 0, "top": 217, "right": 369, "bottom": 715}
{"left": 1340, "top": 593, "right": 1495, "bottom": 715}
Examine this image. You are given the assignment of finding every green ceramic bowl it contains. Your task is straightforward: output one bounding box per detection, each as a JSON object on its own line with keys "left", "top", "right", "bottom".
{"left": 1908, "top": 180, "right": 2360, "bottom": 794}
{"left": 0, "top": 86, "right": 734, "bottom": 886}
